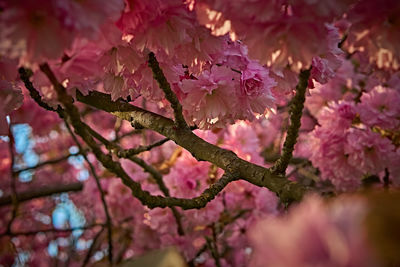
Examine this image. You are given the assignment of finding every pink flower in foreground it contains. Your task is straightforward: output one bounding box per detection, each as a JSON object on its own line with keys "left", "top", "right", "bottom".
{"left": 239, "top": 61, "right": 276, "bottom": 118}
{"left": 249, "top": 195, "right": 377, "bottom": 267}
{"left": 180, "top": 65, "right": 239, "bottom": 129}
{"left": 180, "top": 62, "right": 276, "bottom": 129}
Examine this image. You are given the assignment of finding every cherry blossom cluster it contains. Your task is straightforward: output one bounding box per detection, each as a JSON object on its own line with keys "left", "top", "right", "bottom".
{"left": 0, "top": 0, "right": 400, "bottom": 266}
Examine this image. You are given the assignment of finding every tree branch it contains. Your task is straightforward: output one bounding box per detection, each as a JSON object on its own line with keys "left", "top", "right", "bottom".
{"left": 272, "top": 69, "right": 311, "bottom": 175}
{"left": 81, "top": 227, "right": 105, "bottom": 267}
{"left": 76, "top": 91, "right": 306, "bottom": 203}
{"left": 63, "top": 120, "right": 114, "bottom": 265}
{"left": 36, "top": 64, "right": 186, "bottom": 239}
{"left": 81, "top": 122, "right": 185, "bottom": 235}
{"left": 0, "top": 182, "right": 83, "bottom": 206}
{"left": 20, "top": 65, "right": 305, "bottom": 209}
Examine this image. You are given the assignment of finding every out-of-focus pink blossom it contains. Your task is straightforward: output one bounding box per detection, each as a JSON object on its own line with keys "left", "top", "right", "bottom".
{"left": 253, "top": 114, "right": 283, "bottom": 149}
{"left": 196, "top": 0, "right": 351, "bottom": 71}
{"left": 0, "top": 57, "right": 19, "bottom": 82}
{"left": 118, "top": 0, "right": 191, "bottom": 55}
{"left": 0, "top": 140, "right": 11, "bottom": 185}
{"left": 0, "top": 0, "right": 73, "bottom": 61}
{"left": 164, "top": 150, "right": 211, "bottom": 198}
{"left": 54, "top": 0, "right": 123, "bottom": 38}
{"left": 0, "top": 80, "right": 23, "bottom": 135}
{"left": 0, "top": 0, "right": 123, "bottom": 62}
{"left": 347, "top": 0, "right": 400, "bottom": 70}
{"left": 118, "top": 0, "right": 222, "bottom": 74}
{"left": 249, "top": 194, "right": 377, "bottom": 267}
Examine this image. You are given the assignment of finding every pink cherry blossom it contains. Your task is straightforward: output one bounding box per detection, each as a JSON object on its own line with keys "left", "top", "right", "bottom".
{"left": 317, "top": 101, "right": 357, "bottom": 132}
{"left": 309, "top": 127, "right": 362, "bottom": 191}
{"left": 223, "top": 121, "right": 264, "bottom": 165}
{"left": 345, "top": 128, "right": 396, "bottom": 175}
{"left": 310, "top": 24, "right": 344, "bottom": 87}
{"left": 239, "top": 61, "right": 276, "bottom": 118}
{"left": 179, "top": 65, "right": 240, "bottom": 129}
{"left": 357, "top": 86, "right": 400, "bottom": 130}
{"left": 3, "top": 1, "right": 400, "bottom": 266}
{"left": 196, "top": 0, "right": 350, "bottom": 71}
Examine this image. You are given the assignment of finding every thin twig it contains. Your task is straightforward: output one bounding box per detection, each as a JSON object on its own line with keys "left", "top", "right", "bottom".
{"left": 117, "top": 137, "right": 170, "bottom": 157}
{"left": 81, "top": 216, "right": 134, "bottom": 267}
{"left": 6, "top": 123, "right": 18, "bottom": 235}
{"left": 188, "top": 209, "right": 249, "bottom": 265}
{"left": 81, "top": 121, "right": 184, "bottom": 235}
{"left": 34, "top": 63, "right": 114, "bottom": 265}
{"left": 1, "top": 223, "right": 104, "bottom": 238}
{"left": 205, "top": 236, "right": 221, "bottom": 267}
{"left": 148, "top": 52, "right": 188, "bottom": 129}
{"left": 14, "top": 151, "right": 84, "bottom": 174}
{"left": 123, "top": 154, "right": 185, "bottom": 235}
{"left": 81, "top": 227, "right": 105, "bottom": 267}
{"left": 383, "top": 168, "right": 390, "bottom": 190}
{"left": 64, "top": 120, "right": 114, "bottom": 266}
{"left": 18, "top": 67, "right": 60, "bottom": 112}
{"left": 113, "top": 129, "right": 141, "bottom": 142}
